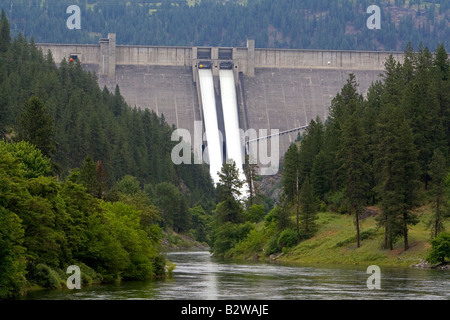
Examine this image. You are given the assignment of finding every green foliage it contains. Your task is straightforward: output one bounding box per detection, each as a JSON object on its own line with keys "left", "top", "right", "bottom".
{"left": 270, "top": 202, "right": 294, "bottom": 232}
{"left": 0, "top": 141, "right": 168, "bottom": 297}
{"left": 299, "top": 177, "right": 318, "bottom": 239}
{"left": 0, "top": 207, "right": 26, "bottom": 298}
{"left": 75, "top": 262, "right": 103, "bottom": 286}
{"left": 264, "top": 236, "right": 281, "bottom": 256}
{"left": 212, "top": 222, "right": 254, "bottom": 257}
{"left": 77, "top": 155, "right": 102, "bottom": 198}
{"left": 277, "top": 229, "right": 298, "bottom": 249}
{"left": 101, "top": 202, "right": 159, "bottom": 280}
{"left": 426, "top": 232, "right": 450, "bottom": 264}
{"left": 281, "top": 144, "right": 299, "bottom": 204}
{"left": 336, "top": 74, "right": 369, "bottom": 247}
{"left": 0, "top": 140, "right": 52, "bottom": 178}
{"left": 326, "top": 190, "right": 347, "bottom": 214}
{"left": 244, "top": 204, "right": 266, "bottom": 223}
{"left": 26, "top": 263, "right": 63, "bottom": 289}
{"left": 334, "top": 228, "right": 378, "bottom": 248}
{"left": 428, "top": 149, "right": 449, "bottom": 238}
{"left": 189, "top": 205, "right": 211, "bottom": 243}
{"left": 217, "top": 160, "right": 245, "bottom": 203}
{"left": 15, "top": 96, "right": 55, "bottom": 158}
{"left": 375, "top": 104, "right": 421, "bottom": 250}
{"left": 116, "top": 175, "right": 141, "bottom": 196}
{"left": 154, "top": 182, "right": 190, "bottom": 232}
{"left": 232, "top": 229, "right": 266, "bottom": 255}
{"left": 0, "top": 9, "right": 10, "bottom": 53}
{"left": 118, "top": 192, "right": 162, "bottom": 238}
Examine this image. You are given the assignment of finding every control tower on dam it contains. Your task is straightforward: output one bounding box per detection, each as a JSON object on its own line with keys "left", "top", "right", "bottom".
{"left": 37, "top": 33, "right": 406, "bottom": 177}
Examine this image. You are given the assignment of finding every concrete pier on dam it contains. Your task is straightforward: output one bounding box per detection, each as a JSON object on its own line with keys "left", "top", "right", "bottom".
{"left": 37, "top": 33, "right": 405, "bottom": 172}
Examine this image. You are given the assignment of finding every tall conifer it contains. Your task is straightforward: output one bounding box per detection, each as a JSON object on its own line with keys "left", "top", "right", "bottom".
{"left": 375, "top": 105, "right": 420, "bottom": 251}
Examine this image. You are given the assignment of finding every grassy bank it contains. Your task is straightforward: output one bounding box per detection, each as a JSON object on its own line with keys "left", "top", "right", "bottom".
{"left": 162, "top": 230, "right": 209, "bottom": 251}
{"left": 231, "top": 206, "right": 449, "bottom": 267}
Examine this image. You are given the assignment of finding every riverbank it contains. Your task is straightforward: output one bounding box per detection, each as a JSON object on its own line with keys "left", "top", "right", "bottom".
{"left": 162, "top": 230, "right": 209, "bottom": 251}
{"left": 230, "top": 206, "right": 449, "bottom": 268}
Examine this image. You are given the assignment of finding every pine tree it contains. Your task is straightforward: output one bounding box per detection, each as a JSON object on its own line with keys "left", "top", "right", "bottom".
{"left": 297, "top": 117, "right": 324, "bottom": 185}
{"left": 15, "top": 96, "right": 55, "bottom": 158}
{"left": 217, "top": 159, "right": 245, "bottom": 202}
{"left": 375, "top": 105, "right": 420, "bottom": 251}
{"left": 428, "top": 149, "right": 449, "bottom": 238}
{"left": 299, "top": 177, "right": 318, "bottom": 239}
{"left": 281, "top": 143, "right": 299, "bottom": 204}
{"left": 339, "top": 110, "right": 368, "bottom": 248}
{"left": 78, "top": 155, "right": 101, "bottom": 198}
{"left": 402, "top": 45, "right": 445, "bottom": 189}
{"left": 360, "top": 82, "right": 384, "bottom": 205}
{"left": 310, "top": 149, "right": 330, "bottom": 200}
{"left": 0, "top": 10, "right": 11, "bottom": 53}
{"left": 336, "top": 74, "right": 368, "bottom": 248}
{"left": 244, "top": 154, "right": 259, "bottom": 207}
{"left": 112, "top": 85, "right": 125, "bottom": 116}
{"left": 433, "top": 44, "right": 450, "bottom": 152}
{"left": 216, "top": 160, "right": 245, "bottom": 224}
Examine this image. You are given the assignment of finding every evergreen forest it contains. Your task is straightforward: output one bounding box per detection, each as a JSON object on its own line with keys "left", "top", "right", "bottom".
{"left": 0, "top": 0, "right": 448, "bottom": 51}
{"left": 208, "top": 42, "right": 450, "bottom": 263}
{"left": 0, "top": 12, "right": 216, "bottom": 299}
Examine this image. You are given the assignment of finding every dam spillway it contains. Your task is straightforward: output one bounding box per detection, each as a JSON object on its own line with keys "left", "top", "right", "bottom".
{"left": 37, "top": 34, "right": 410, "bottom": 178}
{"left": 219, "top": 69, "right": 246, "bottom": 185}
{"left": 198, "top": 68, "right": 223, "bottom": 185}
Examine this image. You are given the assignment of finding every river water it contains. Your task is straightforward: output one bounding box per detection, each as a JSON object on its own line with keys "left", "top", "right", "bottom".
{"left": 23, "top": 250, "right": 449, "bottom": 300}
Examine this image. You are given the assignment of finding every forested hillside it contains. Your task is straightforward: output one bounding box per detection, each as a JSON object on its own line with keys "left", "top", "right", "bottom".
{"left": 209, "top": 42, "right": 450, "bottom": 264}
{"left": 0, "top": 0, "right": 448, "bottom": 51}
{"left": 0, "top": 9, "right": 214, "bottom": 206}
{"left": 0, "top": 13, "right": 215, "bottom": 298}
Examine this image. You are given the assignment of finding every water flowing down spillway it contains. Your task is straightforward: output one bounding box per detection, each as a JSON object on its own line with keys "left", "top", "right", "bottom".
{"left": 219, "top": 69, "right": 248, "bottom": 196}
{"left": 198, "top": 69, "right": 223, "bottom": 185}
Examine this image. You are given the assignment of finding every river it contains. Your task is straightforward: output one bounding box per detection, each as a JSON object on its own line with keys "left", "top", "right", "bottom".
{"left": 23, "top": 250, "right": 449, "bottom": 300}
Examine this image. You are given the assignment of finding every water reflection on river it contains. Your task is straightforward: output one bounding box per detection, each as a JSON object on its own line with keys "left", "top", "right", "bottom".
{"left": 24, "top": 250, "right": 449, "bottom": 300}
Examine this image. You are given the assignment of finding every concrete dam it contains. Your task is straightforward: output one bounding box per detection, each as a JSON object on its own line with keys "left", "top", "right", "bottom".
{"left": 37, "top": 34, "right": 405, "bottom": 182}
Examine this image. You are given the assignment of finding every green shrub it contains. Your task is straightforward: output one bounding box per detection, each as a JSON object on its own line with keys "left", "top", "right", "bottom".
{"left": 232, "top": 229, "right": 265, "bottom": 255}
{"left": 244, "top": 205, "right": 266, "bottom": 223}
{"left": 326, "top": 190, "right": 347, "bottom": 213}
{"left": 28, "top": 263, "right": 63, "bottom": 289}
{"left": 427, "top": 232, "right": 450, "bottom": 264}
{"left": 264, "top": 235, "right": 280, "bottom": 256}
{"left": 277, "top": 229, "right": 298, "bottom": 249}
{"left": 213, "top": 222, "right": 255, "bottom": 256}
{"left": 76, "top": 262, "right": 103, "bottom": 286}
{"left": 319, "top": 201, "right": 327, "bottom": 212}
{"left": 153, "top": 254, "right": 167, "bottom": 277}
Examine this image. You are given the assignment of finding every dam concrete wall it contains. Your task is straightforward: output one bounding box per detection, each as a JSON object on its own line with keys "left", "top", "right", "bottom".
{"left": 38, "top": 33, "right": 404, "bottom": 75}
{"left": 37, "top": 34, "right": 410, "bottom": 169}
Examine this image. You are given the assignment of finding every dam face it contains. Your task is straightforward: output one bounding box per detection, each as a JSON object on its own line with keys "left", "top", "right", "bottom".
{"left": 37, "top": 34, "right": 405, "bottom": 177}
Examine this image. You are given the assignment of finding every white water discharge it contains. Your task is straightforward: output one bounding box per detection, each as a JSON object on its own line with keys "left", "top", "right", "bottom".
{"left": 198, "top": 69, "right": 223, "bottom": 185}
{"left": 219, "top": 69, "right": 248, "bottom": 195}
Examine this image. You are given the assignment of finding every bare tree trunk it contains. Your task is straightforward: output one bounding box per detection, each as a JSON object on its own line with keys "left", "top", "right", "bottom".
{"left": 355, "top": 206, "right": 360, "bottom": 248}
{"left": 404, "top": 213, "right": 409, "bottom": 251}
{"left": 296, "top": 170, "right": 300, "bottom": 239}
